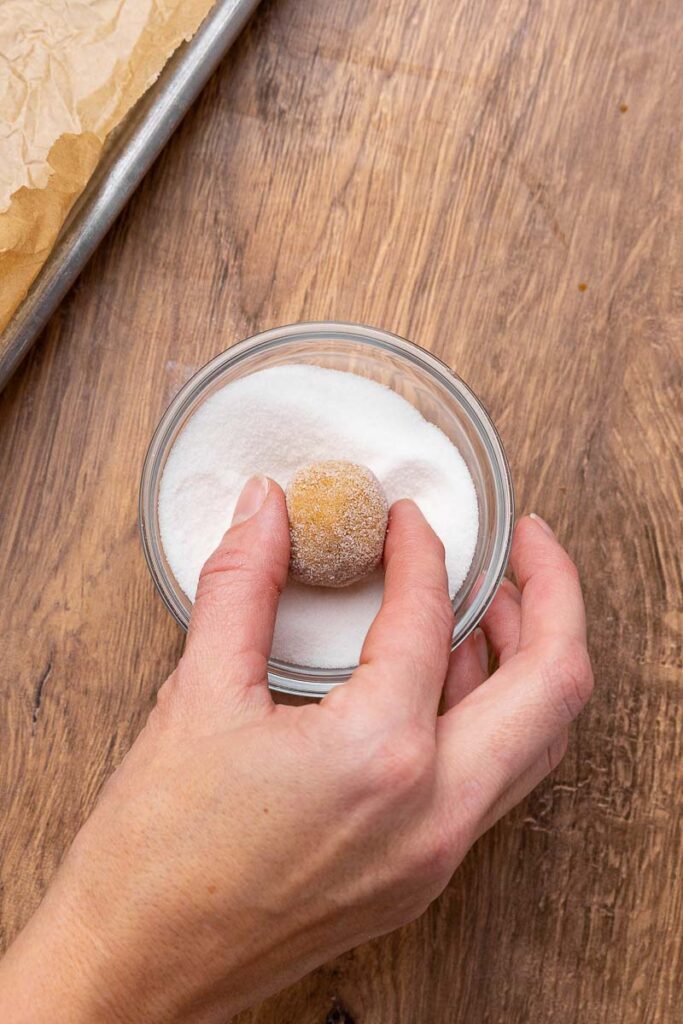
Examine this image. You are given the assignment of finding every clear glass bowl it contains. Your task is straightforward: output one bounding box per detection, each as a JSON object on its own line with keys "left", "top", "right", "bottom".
{"left": 139, "top": 322, "right": 514, "bottom": 697}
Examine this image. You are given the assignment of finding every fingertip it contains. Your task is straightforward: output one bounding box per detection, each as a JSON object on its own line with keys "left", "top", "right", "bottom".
{"left": 510, "top": 514, "right": 586, "bottom": 647}
{"left": 529, "top": 512, "right": 555, "bottom": 537}
{"left": 231, "top": 474, "right": 270, "bottom": 526}
{"left": 514, "top": 515, "right": 566, "bottom": 559}
{"left": 225, "top": 477, "right": 289, "bottom": 558}
{"left": 382, "top": 497, "right": 452, "bottom": 636}
{"left": 237, "top": 475, "right": 287, "bottom": 525}
{"left": 511, "top": 514, "right": 575, "bottom": 579}
{"left": 248, "top": 477, "right": 291, "bottom": 583}
{"left": 198, "top": 478, "right": 289, "bottom": 591}
{"left": 384, "top": 499, "right": 445, "bottom": 564}
{"left": 355, "top": 497, "right": 452, "bottom": 720}
{"left": 188, "top": 477, "right": 290, "bottom": 693}
{"left": 390, "top": 497, "right": 417, "bottom": 511}
{"left": 516, "top": 514, "right": 553, "bottom": 547}
{"left": 386, "top": 497, "right": 423, "bottom": 535}
{"left": 261, "top": 477, "right": 289, "bottom": 530}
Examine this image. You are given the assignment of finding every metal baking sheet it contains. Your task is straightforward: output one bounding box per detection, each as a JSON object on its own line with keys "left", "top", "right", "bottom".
{"left": 0, "top": 0, "right": 261, "bottom": 391}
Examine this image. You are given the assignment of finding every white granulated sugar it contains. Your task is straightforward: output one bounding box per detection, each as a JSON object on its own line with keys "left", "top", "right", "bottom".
{"left": 159, "top": 364, "right": 479, "bottom": 669}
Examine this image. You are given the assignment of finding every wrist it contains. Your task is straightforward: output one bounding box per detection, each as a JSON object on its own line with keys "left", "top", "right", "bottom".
{"left": 0, "top": 894, "right": 111, "bottom": 1024}
{"left": 0, "top": 835, "right": 176, "bottom": 1024}
{"left": 0, "top": 860, "right": 245, "bottom": 1024}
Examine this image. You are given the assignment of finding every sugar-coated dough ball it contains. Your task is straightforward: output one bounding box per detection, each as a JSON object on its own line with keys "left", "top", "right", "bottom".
{"left": 286, "top": 461, "right": 389, "bottom": 587}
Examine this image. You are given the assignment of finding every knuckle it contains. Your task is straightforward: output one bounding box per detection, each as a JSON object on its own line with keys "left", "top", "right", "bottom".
{"left": 395, "top": 828, "right": 457, "bottom": 916}
{"left": 154, "top": 671, "right": 178, "bottom": 714}
{"left": 432, "top": 533, "right": 447, "bottom": 563}
{"left": 415, "top": 830, "right": 455, "bottom": 888}
{"left": 542, "top": 640, "right": 594, "bottom": 723}
{"left": 444, "top": 774, "right": 492, "bottom": 839}
{"left": 362, "top": 727, "right": 435, "bottom": 797}
{"left": 201, "top": 543, "right": 248, "bottom": 578}
{"left": 545, "top": 732, "right": 569, "bottom": 773}
{"left": 422, "top": 582, "right": 455, "bottom": 632}
{"left": 197, "top": 545, "right": 281, "bottom": 601}
{"left": 145, "top": 671, "right": 181, "bottom": 732}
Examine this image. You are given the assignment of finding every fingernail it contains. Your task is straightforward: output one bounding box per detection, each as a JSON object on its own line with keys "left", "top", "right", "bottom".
{"left": 232, "top": 475, "right": 270, "bottom": 525}
{"left": 474, "top": 627, "right": 489, "bottom": 673}
{"left": 529, "top": 512, "right": 554, "bottom": 537}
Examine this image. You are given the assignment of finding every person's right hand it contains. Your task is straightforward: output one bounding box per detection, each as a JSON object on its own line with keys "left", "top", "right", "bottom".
{"left": 0, "top": 481, "right": 593, "bottom": 1024}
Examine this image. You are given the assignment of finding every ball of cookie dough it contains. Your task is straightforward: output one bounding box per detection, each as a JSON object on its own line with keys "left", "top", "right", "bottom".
{"left": 286, "top": 461, "right": 389, "bottom": 587}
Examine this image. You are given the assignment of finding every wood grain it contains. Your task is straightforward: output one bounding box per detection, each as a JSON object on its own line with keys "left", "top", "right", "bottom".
{"left": 1, "top": 1, "right": 681, "bottom": 1021}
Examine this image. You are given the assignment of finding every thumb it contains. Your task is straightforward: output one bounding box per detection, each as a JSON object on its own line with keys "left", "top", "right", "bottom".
{"left": 181, "top": 476, "right": 290, "bottom": 715}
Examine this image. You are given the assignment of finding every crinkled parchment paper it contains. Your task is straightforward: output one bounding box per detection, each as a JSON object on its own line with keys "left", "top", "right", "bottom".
{"left": 0, "top": 0, "right": 217, "bottom": 333}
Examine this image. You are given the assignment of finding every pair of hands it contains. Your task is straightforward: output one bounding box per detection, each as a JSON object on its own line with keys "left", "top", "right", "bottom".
{"left": 0, "top": 477, "right": 592, "bottom": 1023}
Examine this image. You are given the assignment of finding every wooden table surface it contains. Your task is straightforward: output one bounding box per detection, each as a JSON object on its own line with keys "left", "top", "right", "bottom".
{"left": 1, "top": 1, "right": 681, "bottom": 1020}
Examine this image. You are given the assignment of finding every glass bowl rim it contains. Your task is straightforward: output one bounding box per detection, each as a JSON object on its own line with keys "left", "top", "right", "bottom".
{"left": 139, "top": 320, "right": 515, "bottom": 697}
